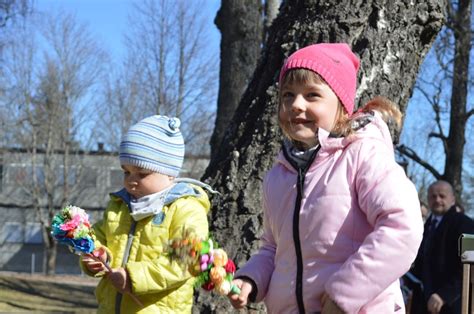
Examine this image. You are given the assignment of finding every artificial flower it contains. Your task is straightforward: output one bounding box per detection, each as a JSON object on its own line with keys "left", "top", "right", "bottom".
{"left": 212, "top": 249, "right": 228, "bottom": 267}
{"left": 164, "top": 232, "right": 240, "bottom": 296}
{"left": 224, "top": 259, "right": 236, "bottom": 273}
{"left": 210, "top": 266, "right": 226, "bottom": 285}
{"left": 201, "top": 282, "right": 215, "bottom": 291}
{"left": 216, "top": 280, "right": 231, "bottom": 295}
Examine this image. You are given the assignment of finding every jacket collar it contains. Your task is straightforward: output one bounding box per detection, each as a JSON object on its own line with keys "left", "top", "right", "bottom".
{"left": 111, "top": 182, "right": 204, "bottom": 209}
{"left": 276, "top": 111, "right": 395, "bottom": 172}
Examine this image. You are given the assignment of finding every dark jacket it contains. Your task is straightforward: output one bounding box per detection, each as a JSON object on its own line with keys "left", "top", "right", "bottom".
{"left": 411, "top": 206, "right": 474, "bottom": 314}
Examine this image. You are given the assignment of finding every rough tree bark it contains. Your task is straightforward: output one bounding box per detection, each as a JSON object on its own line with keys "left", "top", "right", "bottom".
{"left": 196, "top": 0, "right": 445, "bottom": 312}
{"left": 210, "top": 0, "right": 263, "bottom": 159}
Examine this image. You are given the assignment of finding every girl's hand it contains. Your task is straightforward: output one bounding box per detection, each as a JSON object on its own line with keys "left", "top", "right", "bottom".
{"left": 107, "top": 267, "right": 131, "bottom": 293}
{"left": 228, "top": 278, "right": 253, "bottom": 309}
{"left": 82, "top": 247, "right": 108, "bottom": 274}
{"left": 321, "top": 292, "right": 345, "bottom": 314}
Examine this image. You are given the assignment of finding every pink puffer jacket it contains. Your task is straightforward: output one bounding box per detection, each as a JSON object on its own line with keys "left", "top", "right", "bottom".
{"left": 236, "top": 112, "right": 423, "bottom": 313}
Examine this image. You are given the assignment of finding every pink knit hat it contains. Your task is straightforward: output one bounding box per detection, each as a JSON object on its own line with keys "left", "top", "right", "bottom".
{"left": 279, "top": 43, "right": 360, "bottom": 115}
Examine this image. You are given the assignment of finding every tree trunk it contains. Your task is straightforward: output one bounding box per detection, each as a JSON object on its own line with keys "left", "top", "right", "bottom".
{"left": 444, "top": 0, "right": 472, "bottom": 198}
{"left": 43, "top": 224, "right": 57, "bottom": 275}
{"left": 196, "top": 0, "right": 445, "bottom": 312}
{"left": 209, "top": 0, "right": 263, "bottom": 159}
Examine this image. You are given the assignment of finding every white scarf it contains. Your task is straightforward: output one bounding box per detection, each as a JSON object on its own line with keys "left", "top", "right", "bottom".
{"left": 129, "top": 185, "right": 174, "bottom": 221}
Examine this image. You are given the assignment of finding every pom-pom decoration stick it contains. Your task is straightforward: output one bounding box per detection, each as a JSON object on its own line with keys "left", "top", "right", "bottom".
{"left": 165, "top": 228, "right": 241, "bottom": 296}
{"left": 51, "top": 205, "right": 143, "bottom": 308}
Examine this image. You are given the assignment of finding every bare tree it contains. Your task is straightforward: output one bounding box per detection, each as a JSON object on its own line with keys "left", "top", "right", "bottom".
{"left": 97, "top": 0, "right": 218, "bottom": 158}
{"left": 0, "top": 0, "right": 32, "bottom": 106}
{"left": 94, "top": 63, "right": 144, "bottom": 151}
{"left": 1, "top": 11, "right": 106, "bottom": 274}
{"left": 0, "top": 0, "right": 30, "bottom": 27}
{"left": 398, "top": 0, "right": 473, "bottom": 201}
{"left": 195, "top": 0, "right": 445, "bottom": 312}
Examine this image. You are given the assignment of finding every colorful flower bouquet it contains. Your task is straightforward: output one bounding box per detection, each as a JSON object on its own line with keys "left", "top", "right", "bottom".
{"left": 51, "top": 205, "right": 142, "bottom": 307}
{"left": 51, "top": 205, "right": 99, "bottom": 255}
{"left": 166, "top": 228, "right": 241, "bottom": 296}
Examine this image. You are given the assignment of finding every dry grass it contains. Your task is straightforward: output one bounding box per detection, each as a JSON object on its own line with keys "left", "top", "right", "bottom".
{"left": 0, "top": 272, "right": 99, "bottom": 313}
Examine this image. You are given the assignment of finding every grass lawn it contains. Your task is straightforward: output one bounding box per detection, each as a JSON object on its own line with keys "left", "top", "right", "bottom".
{"left": 0, "top": 272, "right": 98, "bottom": 313}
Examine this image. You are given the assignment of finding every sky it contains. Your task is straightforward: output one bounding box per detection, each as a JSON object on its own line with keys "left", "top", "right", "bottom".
{"left": 29, "top": 0, "right": 222, "bottom": 150}
{"left": 35, "top": 0, "right": 221, "bottom": 63}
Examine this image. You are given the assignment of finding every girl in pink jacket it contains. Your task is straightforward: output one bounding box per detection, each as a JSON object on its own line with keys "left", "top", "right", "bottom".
{"left": 228, "top": 43, "right": 423, "bottom": 313}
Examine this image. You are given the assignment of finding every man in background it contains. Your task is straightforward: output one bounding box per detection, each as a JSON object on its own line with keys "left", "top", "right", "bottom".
{"left": 411, "top": 180, "right": 474, "bottom": 314}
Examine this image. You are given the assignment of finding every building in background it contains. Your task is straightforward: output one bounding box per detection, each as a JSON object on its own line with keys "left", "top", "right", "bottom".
{"left": 0, "top": 145, "right": 209, "bottom": 274}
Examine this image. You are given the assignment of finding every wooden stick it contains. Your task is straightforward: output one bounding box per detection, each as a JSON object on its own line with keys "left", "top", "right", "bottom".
{"left": 462, "top": 263, "right": 470, "bottom": 314}
{"left": 85, "top": 253, "right": 144, "bottom": 308}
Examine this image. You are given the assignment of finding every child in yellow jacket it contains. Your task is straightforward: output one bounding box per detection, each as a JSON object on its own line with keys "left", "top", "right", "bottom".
{"left": 81, "top": 115, "right": 210, "bottom": 313}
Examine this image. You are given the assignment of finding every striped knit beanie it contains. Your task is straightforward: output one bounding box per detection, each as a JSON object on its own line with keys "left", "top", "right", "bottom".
{"left": 119, "top": 115, "right": 185, "bottom": 177}
{"left": 279, "top": 43, "right": 360, "bottom": 116}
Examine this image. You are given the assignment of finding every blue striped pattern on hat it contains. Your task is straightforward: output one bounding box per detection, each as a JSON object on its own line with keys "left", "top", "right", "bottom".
{"left": 119, "top": 115, "right": 185, "bottom": 177}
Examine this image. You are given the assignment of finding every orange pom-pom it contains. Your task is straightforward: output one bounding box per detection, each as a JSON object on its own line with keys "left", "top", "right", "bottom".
{"left": 209, "top": 266, "right": 226, "bottom": 285}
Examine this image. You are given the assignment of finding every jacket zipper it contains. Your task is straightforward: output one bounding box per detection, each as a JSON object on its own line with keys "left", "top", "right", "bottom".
{"left": 115, "top": 210, "right": 137, "bottom": 314}
{"left": 293, "top": 167, "right": 306, "bottom": 314}
{"left": 283, "top": 145, "right": 319, "bottom": 314}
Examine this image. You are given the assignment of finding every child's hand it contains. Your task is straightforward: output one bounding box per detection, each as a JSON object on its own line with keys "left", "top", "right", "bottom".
{"left": 427, "top": 293, "right": 444, "bottom": 314}
{"left": 228, "top": 278, "right": 253, "bottom": 309}
{"left": 321, "top": 292, "right": 344, "bottom": 314}
{"left": 107, "top": 267, "right": 131, "bottom": 294}
{"left": 82, "top": 247, "right": 108, "bottom": 274}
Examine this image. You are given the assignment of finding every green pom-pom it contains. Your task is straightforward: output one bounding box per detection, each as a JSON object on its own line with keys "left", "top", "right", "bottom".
{"left": 200, "top": 241, "right": 210, "bottom": 254}
{"left": 230, "top": 284, "right": 241, "bottom": 295}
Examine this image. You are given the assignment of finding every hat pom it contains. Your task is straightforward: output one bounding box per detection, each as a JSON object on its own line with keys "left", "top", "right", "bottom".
{"left": 168, "top": 117, "right": 181, "bottom": 131}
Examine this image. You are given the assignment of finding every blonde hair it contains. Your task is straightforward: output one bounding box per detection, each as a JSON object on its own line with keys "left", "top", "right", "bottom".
{"left": 332, "top": 96, "right": 402, "bottom": 140}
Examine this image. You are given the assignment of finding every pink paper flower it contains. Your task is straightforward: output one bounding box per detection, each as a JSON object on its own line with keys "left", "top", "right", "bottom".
{"left": 60, "top": 215, "right": 82, "bottom": 231}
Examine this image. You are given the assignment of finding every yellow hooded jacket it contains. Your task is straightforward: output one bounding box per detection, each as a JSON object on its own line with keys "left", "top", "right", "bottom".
{"left": 82, "top": 183, "right": 210, "bottom": 313}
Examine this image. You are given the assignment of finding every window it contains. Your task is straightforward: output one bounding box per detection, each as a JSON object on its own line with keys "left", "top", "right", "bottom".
{"left": 56, "top": 167, "right": 77, "bottom": 185}
{"left": 80, "top": 167, "right": 97, "bottom": 187}
{"left": 8, "top": 165, "right": 28, "bottom": 185}
{"left": 7, "top": 165, "right": 44, "bottom": 185}
{"left": 25, "top": 223, "right": 43, "bottom": 244}
{"left": 2, "top": 222, "right": 24, "bottom": 243}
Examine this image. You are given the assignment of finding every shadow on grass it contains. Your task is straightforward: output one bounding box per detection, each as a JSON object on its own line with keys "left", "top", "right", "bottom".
{"left": 0, "top": 275, "right": 97, "bottom": 312}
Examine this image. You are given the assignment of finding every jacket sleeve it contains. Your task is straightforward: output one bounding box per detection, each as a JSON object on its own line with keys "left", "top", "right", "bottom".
{"left": 436, "top": 215, "right": 474, "bottom": 305}
{"left": 79, "top": 203, "right": 113, "bottom": 277}
{"left": 325, "top": 139, "right": 424, "bottom": 313}
{"left": 235, "top": 174, "right": 276, "bottom": 302}
{"left": 126, "top": 195, "right": 209, "bottom": 295}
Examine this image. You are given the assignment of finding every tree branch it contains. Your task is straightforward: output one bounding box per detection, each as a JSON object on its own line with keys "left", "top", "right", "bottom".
{"left": 416, "top": 83, "right": 449, "bottom": 154}
{"left": 396, "top": 144, "right": 442, "bottom": 179}
{"left": 465, "top": 108, "right": 474, "bottom": 122}
{"left": 428, "top": 132, "right": 444, "bottom": 139}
